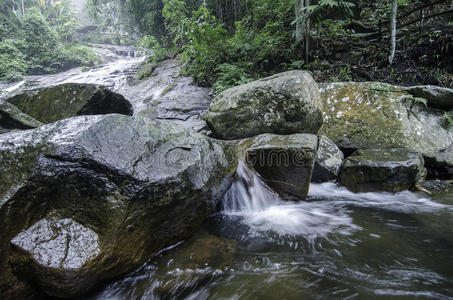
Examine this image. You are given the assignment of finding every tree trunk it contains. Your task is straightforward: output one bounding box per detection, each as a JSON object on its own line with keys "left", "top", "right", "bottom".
{"left": 21, "top": 0, "right": 25, "bottom": 16}
{"left": 388, "top": 0, "right": 398, "bottom": 65}
{"left": 295, "top": 0, "right": 304, "bottom": 43}
{"left": 305, "top": 0, "right": 310, "bottom": 64}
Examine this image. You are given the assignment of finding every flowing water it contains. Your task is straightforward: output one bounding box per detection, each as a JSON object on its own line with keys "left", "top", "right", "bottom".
{"left": 90, "top": 162, "right": 453, "bottom": 300}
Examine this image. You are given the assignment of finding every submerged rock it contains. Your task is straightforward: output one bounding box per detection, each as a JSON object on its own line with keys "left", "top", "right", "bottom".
{"left": 319, "top": 82, "right": 453, "bottom": 156}
{"left": 6, "top": 83, "right": 133, "bottom": 124}
{"left": 408, "top": 85, "right": 453, "bottom": 110}
{"left": 312, "top": 135, "right": 344, "bottom": 182}
{"left": 0, "top": 100, "right": 43, "bottom": 134}
{"left": 339, "top": 148, "right": 426, "bottom": 193}
{"left": 0, "top": 114, "right": 236, "bottom": 298}
{"left": 245, "top": 134, "right": 318, "bottom": 200}
{"left": 205, "top": 71, "right": 323, "bottom": 140}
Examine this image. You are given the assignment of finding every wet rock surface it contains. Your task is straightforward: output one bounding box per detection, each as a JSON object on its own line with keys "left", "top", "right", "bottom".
{"left": 312, "top": 135, "right": 344, "bottom": 183}
{"left": 319, "top": 82, "right": 453, "bottom": 156}
{"left": 0, "top": 100, "right": 43, "bottom": 134}
{"left": 245, "top": 134, "right": 318, "bottom": 200}
{"left": 6, "top": 83, "right": 133, "bottom": 124}
{"left": 205, "top": 71, "right": 323, "bottom": 140}
{"left": 10, "top": 217, "right": 100, "bottom": 297}
{"left": 131, "top": 60, "right": 212, "bottom": 134}
{"left": 339, "top": 148, "right": 427, "bottom": 193}
{"left": 0, "top": 114, "right": 236, "bottom": 298}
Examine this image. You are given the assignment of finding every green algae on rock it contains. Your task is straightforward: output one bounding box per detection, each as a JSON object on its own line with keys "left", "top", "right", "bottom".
{"left": 0, "top": 100, "right": 43, "bottom": 133}
{"left": 205, "top": 71, "right": 323, "bottom": 140}
{"left": 339, "top": 148, "right": 426, "bottom": 193}
{"left": 5, "top": 83, "right": 133, "bottom": 124}
{"left": 319, "top": 82, "right": 453, "bottom": 156}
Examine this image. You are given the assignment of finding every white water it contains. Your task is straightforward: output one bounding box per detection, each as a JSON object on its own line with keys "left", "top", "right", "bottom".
{"left": 222, "top": 161, "right": 452, "bottom": 239}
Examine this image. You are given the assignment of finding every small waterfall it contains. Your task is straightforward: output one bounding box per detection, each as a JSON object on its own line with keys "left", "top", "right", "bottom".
{"left": 221, "top": 161, "right": 360, "bottom": 238}
{"left": 222, "top": 161, "right": 279, "bottom": 213}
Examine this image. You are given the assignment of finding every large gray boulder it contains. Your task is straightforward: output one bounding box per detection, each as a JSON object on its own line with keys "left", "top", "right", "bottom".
{"left": 0, "top": 114, "right": 236, "bottom": 298}
{"left": 339, "top": 148, "right": 426, "bottom": 193}
{"left": 205, "top": 71, "right": 323, "bottom": 140}
{"left": 244, "top": 134, "right": 318, "bottom": 200}
{"left": 408, "top": 85, "right": 453, "bottom": 110}
{"left": 6, "top": 83, "right": 133, "bottom": 124}
{"left": 319, "top": 82, "right": 453, "bottom": 156}
{"left": 312, "top": 135, "right": 344, "bottom": 182}
{"left": 0, "top": 100, "right": 43, "bottom": 134}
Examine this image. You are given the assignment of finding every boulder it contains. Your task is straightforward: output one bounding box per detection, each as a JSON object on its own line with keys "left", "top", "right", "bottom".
{"left": 10, "top": 217, "right": 100, "bottom": 295}
{"left": 244, "top": 134, "right": 318, "bottom": 199}
{"left": 339, "top": 148, "right": 426, "bottom": 193}
{"left": 0, "top": 114, "right": 236, "bottom": 298}
{"left": 408, "top": 85, "right": 453, "bottom": 110}
{"left": 312, "top": 135, "right": 344, "bottom": 182}
{"left": 319, "top": 82, "right": 453, "bottom": 156}
{"left": 205, "top": 71, "right": 323, "bottom": 140}
{"left": 5, "top": 83, "right": 133, "bottom": 124}
{"left": 0, "top": 100, "right": 43, "bottom": 134}
{"left": 424, "top": 148, "right": 453, "bottom": 179}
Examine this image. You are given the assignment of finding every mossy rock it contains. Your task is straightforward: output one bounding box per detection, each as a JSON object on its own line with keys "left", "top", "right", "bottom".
{"left": 0, "top": 114, "right": 236, "bottom": 298}
{"left": 339, "top": 148, "right": 426, "bottom": 193}
{"left": 319, "top": 82, "right": 453, "bottom": 156}
{"left": 0, "top": 100, "right": 43, "bottom": 134}
{"left": 244, "top": 133, "right": 318, "bottom": 200}
{"left": 206, "top": 71, "right": 323, "bottom": 140}
{"left": 5, "top": 83, "right": 133, "bottom": 124}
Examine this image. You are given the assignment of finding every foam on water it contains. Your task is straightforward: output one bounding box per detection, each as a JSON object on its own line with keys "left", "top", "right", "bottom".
{"left": 222, "top": 161, "right": 452, "bottom": 239}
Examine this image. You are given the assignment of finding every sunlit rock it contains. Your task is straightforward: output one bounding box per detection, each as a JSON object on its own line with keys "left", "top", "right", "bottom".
{"left": 205, "top": 71, "right": 323, "bottom": 140}
{"left": 339, "top": 148, "right": 426, "bottom": 193}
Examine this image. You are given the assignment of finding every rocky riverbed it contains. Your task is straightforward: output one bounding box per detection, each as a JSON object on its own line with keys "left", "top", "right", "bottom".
{"left": 1, "top": 44, "right": 453, "bottom": 299}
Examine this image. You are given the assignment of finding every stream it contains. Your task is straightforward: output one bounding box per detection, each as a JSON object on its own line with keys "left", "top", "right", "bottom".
{"left": 2, "top": 45, "right": 453, "bottom": 300}
{"left": 89, "top": 162, "right": 453, "bottom": 300}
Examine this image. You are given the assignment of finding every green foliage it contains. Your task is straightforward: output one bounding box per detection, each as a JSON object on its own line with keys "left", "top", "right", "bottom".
{"left": 0, "top": 38, "right": 27, "bottom": 80}
{"left": 0, "top": 3, "right": 99, "bottom": 80}
{"left": 212, "top": 63, "right": 253, "bottom": 94}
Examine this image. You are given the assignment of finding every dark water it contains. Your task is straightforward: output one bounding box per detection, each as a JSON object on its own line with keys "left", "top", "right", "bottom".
{"left": 90, "top": 163, "right": 453, "bottom": 300}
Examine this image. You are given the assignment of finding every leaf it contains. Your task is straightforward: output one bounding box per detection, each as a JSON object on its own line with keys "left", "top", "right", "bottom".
{"left": 413, "top": 97, "right": 428, "bottom": 108}
{"left": 445, "top": 112, "right": 453, "bottom": 127}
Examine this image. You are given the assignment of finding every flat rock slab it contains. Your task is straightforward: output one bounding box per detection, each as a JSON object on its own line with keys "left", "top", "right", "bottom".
{"left": 339, "top": 148, "right": 427, "bottom": 193}
{"left": 245, "top": 134, "right": 318, "bottom": 199}
{"left": 0, "top": 100, "right": 42, "bottom": 134}
{"left": 206, "top": 71, "right": 323, "bottom": 140}
{"left": 6, "top": 83, "right": 133, "bottom": 124}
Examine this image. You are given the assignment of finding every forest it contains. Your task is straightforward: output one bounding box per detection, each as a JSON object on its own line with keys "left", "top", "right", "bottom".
{"left": 2, "top": 0, "right": 453, "bottom": 89}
